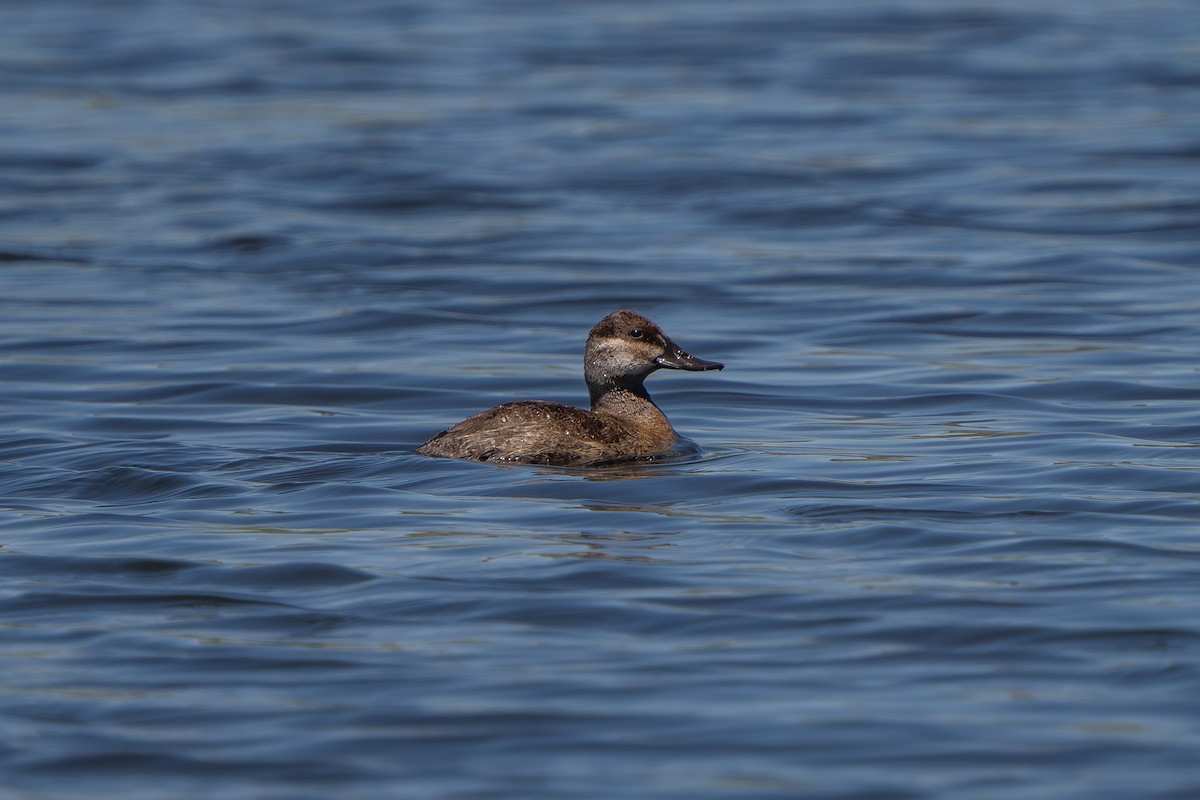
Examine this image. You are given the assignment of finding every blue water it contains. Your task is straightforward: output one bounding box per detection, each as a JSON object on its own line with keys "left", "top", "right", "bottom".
{"left": 4, "top": 1, "right": 1200, "bottom": 797}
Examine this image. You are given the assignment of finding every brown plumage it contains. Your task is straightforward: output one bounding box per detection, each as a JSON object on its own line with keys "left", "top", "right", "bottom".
{"left": 416, "top": 310, "right": 723, "bottom": 466}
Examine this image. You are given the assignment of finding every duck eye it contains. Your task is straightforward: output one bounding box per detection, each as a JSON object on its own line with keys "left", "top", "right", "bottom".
{"left": 629, "top": 329, "right": 643, "bottom": 339}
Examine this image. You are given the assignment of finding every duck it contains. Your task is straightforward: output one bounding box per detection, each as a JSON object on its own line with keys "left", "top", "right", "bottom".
{"left": 416, "top": 310, "right": 723, "bottom": 466}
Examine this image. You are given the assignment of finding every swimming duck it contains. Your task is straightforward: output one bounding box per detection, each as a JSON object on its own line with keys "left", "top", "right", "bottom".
{"left": 416, "top": 310, "right": 723, "bottom": 466}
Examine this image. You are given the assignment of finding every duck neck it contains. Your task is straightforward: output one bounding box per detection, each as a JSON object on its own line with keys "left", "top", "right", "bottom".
{"left": 589, "top": 382, "right": 658, "bottom": 414}
{"left": 589, "top": 383, "right": 678, "bottom": 449}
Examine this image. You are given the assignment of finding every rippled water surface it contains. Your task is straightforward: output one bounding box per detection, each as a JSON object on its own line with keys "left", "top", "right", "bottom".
{"left": 4, "top": 1, "right": 1200, "bottom": 797}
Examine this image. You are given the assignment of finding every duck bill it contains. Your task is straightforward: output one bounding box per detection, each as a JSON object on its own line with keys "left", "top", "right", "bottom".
{"left": 655, "top": 338, "right": 724, "bottom": 372}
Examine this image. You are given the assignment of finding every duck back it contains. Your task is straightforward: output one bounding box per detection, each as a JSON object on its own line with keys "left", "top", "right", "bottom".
{"left": 416, "top": 398, "right": 679, "bottom": 466}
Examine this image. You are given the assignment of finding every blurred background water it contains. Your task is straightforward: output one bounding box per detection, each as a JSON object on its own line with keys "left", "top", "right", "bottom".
{"left": 3, "top": 0, "right": 1200, "bottom": 797}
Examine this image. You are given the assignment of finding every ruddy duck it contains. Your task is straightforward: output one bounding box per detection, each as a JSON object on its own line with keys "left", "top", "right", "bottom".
{"left": 416, "top": 310, "right": 723, "bottom": 466}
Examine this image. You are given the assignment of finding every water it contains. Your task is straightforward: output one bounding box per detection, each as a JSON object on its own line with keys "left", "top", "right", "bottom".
{"left": 3, "top": 1, "right": 1200, "bottom": 797}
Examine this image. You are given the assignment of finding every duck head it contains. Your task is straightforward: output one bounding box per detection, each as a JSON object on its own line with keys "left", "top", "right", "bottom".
{"left": 584, "top": 310, "right": 723, "bottom": 403}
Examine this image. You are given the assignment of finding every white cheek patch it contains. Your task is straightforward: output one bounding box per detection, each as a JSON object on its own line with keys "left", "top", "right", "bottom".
{"left": 590, "top": 337, "right": 624, "bottom": 361}
{"left": 589, "top": 336, "right": 657, "bottom": 375}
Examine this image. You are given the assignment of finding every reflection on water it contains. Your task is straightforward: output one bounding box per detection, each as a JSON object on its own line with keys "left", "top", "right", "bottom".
{"left": 3, "top": 0, "right": 1200, "bottom": 798}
